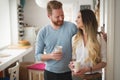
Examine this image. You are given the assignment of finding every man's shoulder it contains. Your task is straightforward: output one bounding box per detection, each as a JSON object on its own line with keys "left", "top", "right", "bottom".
{"left": 37, "top": 25, "right": 49, "bottom": 35}
{"left": 64, "top": 21, "right": 76, "bottom": 25}
{"left": 40, "top": 25, "right": 50, "bottom": 31}
{"left": 64, "top": 21, "right": 77, "bottom": 29}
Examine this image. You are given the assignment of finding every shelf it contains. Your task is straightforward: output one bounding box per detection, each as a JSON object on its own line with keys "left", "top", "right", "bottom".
{"left": 17, "top": 4, "right": 24, "bottom": 40}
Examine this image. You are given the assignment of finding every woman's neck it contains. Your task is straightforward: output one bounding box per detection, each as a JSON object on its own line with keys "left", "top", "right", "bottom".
{"left": 83, "top": 32, "right": 87, "bottom": 46}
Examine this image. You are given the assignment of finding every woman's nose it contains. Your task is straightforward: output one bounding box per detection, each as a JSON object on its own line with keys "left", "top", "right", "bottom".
{"left": 75, "top": 19, "right": 77, "bottom": 23}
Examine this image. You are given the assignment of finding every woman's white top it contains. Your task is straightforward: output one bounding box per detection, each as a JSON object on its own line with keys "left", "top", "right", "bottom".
{"left": 72, "top": 35, "right": 107, "bottom": 74}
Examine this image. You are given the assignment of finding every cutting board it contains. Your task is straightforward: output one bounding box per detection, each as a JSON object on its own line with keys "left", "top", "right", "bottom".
{"left": 8, "top": 45, "right": 31, "bottom": 49}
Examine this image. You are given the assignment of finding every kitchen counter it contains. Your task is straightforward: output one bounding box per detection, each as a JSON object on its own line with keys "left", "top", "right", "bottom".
{"left": 0, "top": 46, "right": 33, "bottom": 71}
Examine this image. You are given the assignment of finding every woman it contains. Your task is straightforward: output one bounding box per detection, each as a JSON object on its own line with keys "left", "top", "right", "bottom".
{"left": 69, "top": 9, "right": 107, "bottom": 80}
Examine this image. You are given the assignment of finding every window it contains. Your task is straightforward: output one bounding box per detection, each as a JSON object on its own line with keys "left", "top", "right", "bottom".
{"left": 0, "top": 0, "right": 11, "bottom": 49}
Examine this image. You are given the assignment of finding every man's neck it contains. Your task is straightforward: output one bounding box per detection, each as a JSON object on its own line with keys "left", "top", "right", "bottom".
{"left": 51, "top": 23, "right": 61, "bottom": 30}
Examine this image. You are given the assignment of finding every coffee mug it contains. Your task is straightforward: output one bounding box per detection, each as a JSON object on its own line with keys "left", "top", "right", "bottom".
{"left": 74, "top": 61, "right": 81, "bottom": 72}
{"left": 54, "top": 46, "right": 62, "bottom": 54}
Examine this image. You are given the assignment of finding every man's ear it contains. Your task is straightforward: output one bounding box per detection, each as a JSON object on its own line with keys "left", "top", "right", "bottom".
{"left": 48, "top": 14, "right": 51, "bottom": 18}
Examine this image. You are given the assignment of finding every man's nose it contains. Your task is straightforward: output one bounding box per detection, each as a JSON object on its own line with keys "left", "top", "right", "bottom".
{"left": 59, "top": 16, "right": 64, "bottom": 21}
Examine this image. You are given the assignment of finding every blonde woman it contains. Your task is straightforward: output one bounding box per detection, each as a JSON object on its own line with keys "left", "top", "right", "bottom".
{"left": 69, "top": 9, "right": 107, "bottom": 80}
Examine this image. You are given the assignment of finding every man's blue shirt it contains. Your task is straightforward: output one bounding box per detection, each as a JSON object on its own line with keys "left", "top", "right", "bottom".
{"left": 35, "top": 21, "right": 77, "bottom": 73}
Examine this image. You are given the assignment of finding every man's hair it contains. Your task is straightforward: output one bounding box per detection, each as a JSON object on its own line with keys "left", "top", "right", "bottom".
{"left": 47, "top": 0, "right": 62, "bottom": 14}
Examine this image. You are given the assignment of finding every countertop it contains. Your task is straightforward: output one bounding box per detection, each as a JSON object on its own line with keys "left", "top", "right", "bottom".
{"left": 0, "top": 46, "right": 33, "bottom": 71}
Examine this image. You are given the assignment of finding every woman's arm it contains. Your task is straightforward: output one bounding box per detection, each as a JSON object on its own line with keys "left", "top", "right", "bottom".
{"left": 72, "top": 61, "right": 106, "bottom": 77}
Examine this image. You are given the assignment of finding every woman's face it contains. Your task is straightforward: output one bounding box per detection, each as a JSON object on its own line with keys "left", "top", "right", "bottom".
{"left": 76, "top": 12, "right": 84, "bottom": 30}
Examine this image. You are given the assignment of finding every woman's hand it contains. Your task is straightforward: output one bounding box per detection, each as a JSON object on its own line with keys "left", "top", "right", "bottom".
{"left": 101, "top": 32, "right": 107, "bottom": 42}
{"left": 72, "top": 67, "right": 90, "bottom": 77}
{"left": 68, "top": 61, "right": 75, "bottom": 72}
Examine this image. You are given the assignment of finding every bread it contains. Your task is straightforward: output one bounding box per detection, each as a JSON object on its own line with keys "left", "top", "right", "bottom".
{"left": 18, "top": 40, "right": 31, "bottom": 46}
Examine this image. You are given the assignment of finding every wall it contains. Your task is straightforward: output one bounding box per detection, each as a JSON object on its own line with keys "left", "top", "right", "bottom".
{"left": 114, "top": 0, "right": 120, "bottom": 79}
{"left": 72, "top": 0, "right": 93, "bottom": 22}
{"left": 105, "top": 0, "right": 120, "bottom": 79}
{"left": 105, "top": 0, "right": 114, "bottom": 79}
{"left": 23, "top": 0, "right": 95, "bottom": 28}
{"left": 23, "top": 0, "right": 78, "bottom": 27}
{"left": 23, "top": 0, "right": 49, "bottom": 28}
{"left": 79, "top": 0, "right": 93, "bottom": 10}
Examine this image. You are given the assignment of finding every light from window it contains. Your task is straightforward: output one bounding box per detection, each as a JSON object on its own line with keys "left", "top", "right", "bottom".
{"left": 0, "top": 0, "right": 11, "bottom": 49}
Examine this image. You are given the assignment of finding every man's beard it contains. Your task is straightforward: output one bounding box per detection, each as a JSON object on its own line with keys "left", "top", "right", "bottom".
{"left": 52, "top": 20, "right": 64, "bottom": 26}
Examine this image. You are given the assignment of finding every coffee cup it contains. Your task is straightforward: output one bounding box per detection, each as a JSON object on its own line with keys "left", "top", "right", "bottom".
{"left": 74, "top": 61, "right": 81, "bottom": 72}
{"left": 54, "top": 46, "right": 62, "bottom": 54}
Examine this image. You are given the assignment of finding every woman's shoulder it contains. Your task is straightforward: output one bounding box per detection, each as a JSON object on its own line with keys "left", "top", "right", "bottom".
{"left": 72, "top": 34, "right": 77, "bottom": 40}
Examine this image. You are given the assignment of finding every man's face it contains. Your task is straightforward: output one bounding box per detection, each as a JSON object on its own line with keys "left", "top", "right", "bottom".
{"left": 49, "top": 8, "right": 64, "bottom": 26}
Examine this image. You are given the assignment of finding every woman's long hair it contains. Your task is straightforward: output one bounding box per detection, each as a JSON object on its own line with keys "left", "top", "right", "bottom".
{"left": 73, "top": 9, "right": 101, "bottom": 65}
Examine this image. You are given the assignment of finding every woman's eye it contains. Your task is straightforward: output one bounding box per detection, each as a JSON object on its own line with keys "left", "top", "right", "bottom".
{"left": 77, "top": 16, "right": 80, "bottom": 18}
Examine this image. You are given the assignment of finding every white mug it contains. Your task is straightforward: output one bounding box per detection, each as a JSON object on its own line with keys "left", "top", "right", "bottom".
{"left": 74, "top": 61, "right": 81, "bottom": 73}
{"left": 54, "top": 46, "right": 62, "bottom": 54}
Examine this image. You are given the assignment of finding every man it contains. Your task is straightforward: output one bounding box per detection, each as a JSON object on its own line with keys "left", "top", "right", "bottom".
{"left": 35, "top": 0, "right": 77, "bottom": 80}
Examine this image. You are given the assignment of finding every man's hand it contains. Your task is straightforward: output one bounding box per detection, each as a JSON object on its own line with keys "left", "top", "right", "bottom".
{"left": 50, "top": 51, "right": 62, "bottom": 60}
